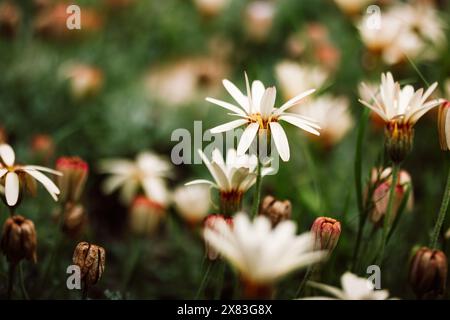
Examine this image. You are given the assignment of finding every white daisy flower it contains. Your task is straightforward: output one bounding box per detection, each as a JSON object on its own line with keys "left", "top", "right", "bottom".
{"left": 294, "top": 95, "right": 353, "bottom": 146}
{"left": 0, "top": 143, "right": 62, "bottom": 206}
{"left": 303, "top": 272, "right": 392, "bottom": 300}
{"left": 99, "top": 151, "right": 171, "bottom": 206}
{"left": 207, "top": 73, "right": 320, "bottom": 161}
{"left": 203, "top": 213, "right": 327, "bottom": 286}
{"left": 359, "top": 72, "right": 443, "bottom": 126}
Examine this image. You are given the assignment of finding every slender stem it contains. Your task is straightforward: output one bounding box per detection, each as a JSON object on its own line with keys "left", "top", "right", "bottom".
{"left": 7, "top": 262, "right": 16, "bottom": 300}
{"left": 195, "top": 261, "right": 213, "bottom": 299}
{"left": 376, "top": 163, "right": 400, "bottom": 265}
{"left": 251, "top": 158, "right": 262, "bottom": 218}
{"left": 18, "top": 263, "right": 30, "bottom": 300}
{"left": 214, "top": 261, "right": 226, "bottom": 300}
{"left": 294, "top": 266, "right": 314, "bottom": 298}
{"left": 430, "top": 165, "right": 450, "bottom": 249}
{"left": 121, "top": 239, "right": 143, "bottom": 293}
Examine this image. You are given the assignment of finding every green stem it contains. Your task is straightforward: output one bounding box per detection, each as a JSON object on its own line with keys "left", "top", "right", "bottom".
{"left": 18, "top": 263, "right": 30, "bottom": 300}
{"left": 376, "top": 163, "right": 400, "bottom": 265}
{"left": 195, "top": 261, "right": 213, "bottom": 299}
{"left": 251, "top": 158, "right": 262, "bottom": 218}
{"left": 429, "top": 165, "right": 450, "bottom": 249}
{"left": 214, "top": 261, "right": 226, "bottom": 300}
{"left": 121, "top": 239, "right": 144, "bottom": 293}
{"left": 294, "top": 266, "right": 314, "bottom": 298}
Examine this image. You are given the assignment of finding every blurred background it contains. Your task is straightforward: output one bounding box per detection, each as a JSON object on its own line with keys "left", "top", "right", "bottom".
{"left": 0, "top": 0, "right": 449, "bottom": 299}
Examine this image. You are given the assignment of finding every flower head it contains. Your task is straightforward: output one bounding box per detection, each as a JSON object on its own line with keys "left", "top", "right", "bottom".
{"left": 203, "top": 213, "right": 326, "bottom": 287}
{"left": 304, "top": 272, "right": 392, "bottom": 300}
{"left": 0, "top": 143, "right": 62, "bottom": 207}
{"left": 56, "top": 156, "right": 89, "bottom": 203}
{"left": 1, "top": 215, "right": 37, "bottom": 264}
{"left": 207, "top": 73, "right": 320, "bottom": 161}
{"left": 359, "top": 72, "right": 443, "bottom": 162}
{"left": 128, "top": 196, "right": 165, "bottom": 236}
{"left": 73, "top": 242, "right": 106, "bottom": 286}
{"left": 99, "top": 151, "right": 171, "bottom": 205}
{"left": 311, "top": 217, "right": 341, "bottom": 252}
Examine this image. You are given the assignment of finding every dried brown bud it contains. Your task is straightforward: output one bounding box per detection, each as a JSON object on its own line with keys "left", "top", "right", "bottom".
{"left": 310, "top": 217, "right": 341, "bottom": 252}
{"left": 409, "top": 247, "right": 447, "bottom": 299}
{"left": 1, "top": 215, "right": 37, "bottom": 264}
{"left": 73, "top": 242, "right": 106, "bottom": 286}
{"left": 62, "top": 203, "right": 87, "bottom": 238}
{"left": 0, "top": 1, "right": 21, "bottom": 38}
{"left": 259, "top": 195, "right": 291, "bottom": 227}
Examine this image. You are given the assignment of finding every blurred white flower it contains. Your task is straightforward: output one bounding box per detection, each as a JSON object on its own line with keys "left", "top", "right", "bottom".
{"left": 294, "top": 95, "right": 353, "bottom": 146}
{"left": 303, "top": 272, "right": 392, "bottom": 300}
{"left": 244, "top": 1, "right": 276, "bottom": 42}
{"left": 145, "top": 57, "right": 229, "bottom": 107}
{"left": 358, "top": 13, "right": 402, "bottom": 54}
{"left": 99, "top": 151, "right": 171, "bottom": 205}
{"left": 203, "top": 213, "right": 326, "bottom": 286}
{"left": 275, "top": 61, "right": 328, "bottom": 100}
{"left": 207, "top": 73, "right": 320, "bottom": 161}
{"left": 173, "top": 184, "right": 210, "bottom": 224}
{"left": 359, "top": 72, "right": 442, "bottom": 125}
{"left": 203, "top": 214, "right": 233, "bottom": 260}
{"left": 0, "top": 143, "right": 62, "bottom": 206}
{"left": 333, "top": 0, "right": 373, "bottom": 15}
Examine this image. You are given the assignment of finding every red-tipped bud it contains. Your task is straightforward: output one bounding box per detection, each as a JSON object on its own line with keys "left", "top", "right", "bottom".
{"left": 56, "top": 156, "right": 89, "bottom": 203}
{"left": 129, "top": 196, "right": 165, "bottom": 236}
{"left": 409, "top": 247, "right": 447, "bottom": 299}
{"left": 311, "top": 217, "right": 341, "bottom": 252}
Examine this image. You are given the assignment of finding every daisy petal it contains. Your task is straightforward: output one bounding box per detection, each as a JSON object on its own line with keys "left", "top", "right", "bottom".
{"left": 205, "top": 97, "right": 247, "bottom": 116}
{"left": 260, "top": 87, "right": 276, "bottom": 118}
{"left": 279, "top": 115, "right": 320, "bottom": 136}
{"left": 0, "top": 144, "right": 15, "bottom": 167}
{"left": 276, "top": 89, "right": 316, "bottom": 114}
{"left": 269, "top": 122, "right": 290, "bottom": 161}
{"left": 22, "top": 168, "right": 60, "bottom": 201}
{"left": 5, "top": 172, "right": 19, "bottom": 206}
{"left": 23, "top": 165, "right": 63, "bottom": 176}
{"left": 210, "top": 119, "right": 247, "bottom": 134}
{"left": 223, "top": 79, "right": 249, "bottom": 112}
{"left": 237, "top": 123, "right": 259, "bottom": 156}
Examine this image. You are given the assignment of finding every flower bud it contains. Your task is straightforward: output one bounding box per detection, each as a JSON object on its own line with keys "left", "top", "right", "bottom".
{"left": 368, "top": 167, "right": 413, "bottom": 226}
{"left": 73, "top": 242, "right": 106, "bottom": 286}
{"left": 244, "top": 1, "right": 275, "bottom": 43}
{"left": 259, "top": 195, "right": 291, "bottom": 227}
{"left": 31, "top": 134, "right": 54, "bottom": 164}
{"left": 61, "top": 203, "right": 87, "bottom": 238}
{"left": 56, "top": 156, "right": 88, "bottom": 203}
{"left": 173, "top": 185, "right": 210, "bottom": 226}
{"left": 311, "top": 217, "right": 341, "bottom": 252}
{"left": 409, "top": 247, "right": 447, "bottom": 299}
{"left": 1, "top": 215, "right": 37, "bottom": 264}
{"left": 0, "top": 1, "right": 21, "bottom": 39}
{"left": 203, "top": 214, "right": 233, "bottom": 260}
{"left": 385, "top": 120, "right": 414, "bottom": 164}
{"left": 437, "top": 101, "right": 450, "bottom": 151}
{"left": 129, "top": 196, "right": 165, "bottom": 236}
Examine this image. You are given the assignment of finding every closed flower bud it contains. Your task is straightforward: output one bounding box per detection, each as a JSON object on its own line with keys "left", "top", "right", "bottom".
{"left": 369, "top": 167, "right": 413, "bottom": 226}
{"left": 311, "top": 217, "right": 341, "bottom": 252}
{"left": 409, "top": 247, "right": 447, "bottom": 299}
{"left": 73, "top": 242, "right": 106, "bottom": 286}
{"left": 129, "top": 196, "right": 165, "bottom": 236}
{"left": 259, "top": 195, "right": 291, "bottom": 227}
{"left": 385, "top": 120, "right": 414, "bottom": 164}
{"left": 203, "top": 214, "right": 233, "bottom": 260}
{"left": 1, "top": 215, "right": 37, "bottom": 264}
{"left": 173, "top": 185, "right": 210, "bottom": 226}
{"left": 61, "top": 202, "right": 87, "bottom": 238}
{"left": 31, "top": 134, "right": 54, "bottom": 164}
{"left": 437, "top": 101, "right": 450, "bottom": 151}
{"left": 56, "top": 156, "right": 88, "bottom": 203}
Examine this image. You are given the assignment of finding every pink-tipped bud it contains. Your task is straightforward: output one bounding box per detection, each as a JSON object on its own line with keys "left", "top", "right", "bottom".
{"left": 203, "top": 214, "right": 233, "bottom": 260}
{"left": 438, "top": 100, "right": 450, "bottom": 151}
{"left": 409, "top": 247, "right": 447, "bottom": 299}
{"left": 311, "top": 217, "right": 341, "bottom": 252}
{"left": 56, "top": 157, "right": 89, "bottom": 203}
{"left": 129, "top": 196, "right": 165, "bottom": 236}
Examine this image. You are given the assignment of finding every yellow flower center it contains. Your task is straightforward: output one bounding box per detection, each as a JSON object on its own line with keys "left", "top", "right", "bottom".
{"left": 248, "top": 113, "right": 277, "bottom": 130}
